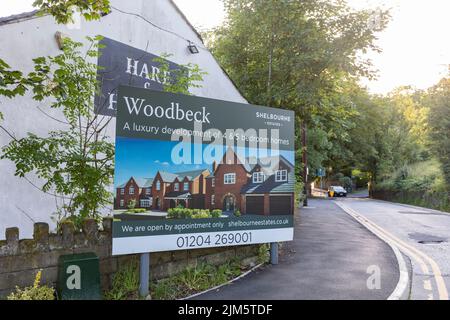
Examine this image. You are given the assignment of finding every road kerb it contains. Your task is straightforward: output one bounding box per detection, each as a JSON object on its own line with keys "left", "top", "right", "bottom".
{"left": 334, "top": 201, "right": 410, "bottom": 300}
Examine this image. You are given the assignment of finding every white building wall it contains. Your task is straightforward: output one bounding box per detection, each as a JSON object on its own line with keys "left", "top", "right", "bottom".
{"left": 0, "top": 0, "right": 246, "bottom": 239}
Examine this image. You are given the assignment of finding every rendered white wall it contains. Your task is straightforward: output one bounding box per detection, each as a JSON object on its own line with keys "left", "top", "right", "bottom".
{"left": 0, "top": 0, "right": 246, "bottom": 239}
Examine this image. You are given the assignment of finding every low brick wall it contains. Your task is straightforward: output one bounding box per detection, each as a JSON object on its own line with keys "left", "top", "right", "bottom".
{"left": 372, "top": 189, "right": 450, "bottom": 212}
{"left": 0, "top": 218, "right": 260, "bottom": 298}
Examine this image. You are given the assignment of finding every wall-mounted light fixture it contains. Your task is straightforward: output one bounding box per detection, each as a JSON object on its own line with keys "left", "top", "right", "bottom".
{"left": 55, "top": 31, "right": 68, "bottom": 50}
{"left": 187, "top": 41, "right": 199, "bottom": 54}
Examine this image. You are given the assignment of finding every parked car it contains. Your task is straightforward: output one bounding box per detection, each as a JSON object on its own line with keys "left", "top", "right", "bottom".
{"left": 328, "top": 186, "right": 347, "bottom": 197}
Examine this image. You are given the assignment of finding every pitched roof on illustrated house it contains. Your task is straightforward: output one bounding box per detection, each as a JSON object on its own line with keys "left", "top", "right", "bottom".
{"left": 241, "top": 155, "right": 295, "bottom": 195}
{"left": 241, "top": 171, "right": 295, "bottom": 194}
{"left": 117, "top": 177, "right": 153, "bottom": 188}
{"left": 158, "top": 169, "right": 209, "bottom": 182}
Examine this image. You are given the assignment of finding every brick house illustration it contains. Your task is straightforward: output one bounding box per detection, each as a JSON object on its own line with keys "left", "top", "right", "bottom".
{"left": 205, "top": 148, "right": 295, "bottom": 215}
{"left": 151, "top": 169, "right": 210, "bottom": 211}
{"left": 115, "top": 149, "right": 294, "bottom": 215}
{"left": 115, "top": 177, "right": 153, "bottom": 209}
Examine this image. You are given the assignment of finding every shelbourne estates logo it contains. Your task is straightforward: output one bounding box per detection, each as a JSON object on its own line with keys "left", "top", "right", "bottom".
{"left": 123, "top": 97, "right": 211, "bottom": 124}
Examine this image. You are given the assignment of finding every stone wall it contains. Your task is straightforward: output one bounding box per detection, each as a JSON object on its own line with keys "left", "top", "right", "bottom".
{"left": 0, "top": 218, "right": 260, "bottom": 298}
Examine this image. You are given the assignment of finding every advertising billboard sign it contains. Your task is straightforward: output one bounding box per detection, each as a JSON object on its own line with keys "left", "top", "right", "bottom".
{"left": 112, "top": 86, "right": 295, "bottom": 255}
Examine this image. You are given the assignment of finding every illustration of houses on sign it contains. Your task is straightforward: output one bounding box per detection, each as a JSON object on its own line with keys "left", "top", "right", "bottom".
{"left": 205, "top": 148, "right": 295, "bottom": 216}
{"left": 115, "top": 148, "right": 294, "bottom": 216}
{"left": 115, "top": 177, "right": 153, "bottom": 209}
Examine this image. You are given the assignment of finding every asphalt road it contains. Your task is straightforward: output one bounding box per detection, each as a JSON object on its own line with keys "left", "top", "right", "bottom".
{"left": 192, "top": 198, "right": 399, "bottom": 300}
{"left": 336, "top": 197, "right": 450, "bottom": 300}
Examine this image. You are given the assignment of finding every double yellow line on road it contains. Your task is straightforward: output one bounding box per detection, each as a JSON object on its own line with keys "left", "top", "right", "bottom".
{"left": 335, "top": 201, "right": 449, "bottom": 300}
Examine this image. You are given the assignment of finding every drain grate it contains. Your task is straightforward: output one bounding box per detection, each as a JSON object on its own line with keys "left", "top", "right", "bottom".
{"left": 409, "top": 232, "right": 447, "bottom": 244}
{"left": 418, "top": 240, "right": 444, "bottom": 244}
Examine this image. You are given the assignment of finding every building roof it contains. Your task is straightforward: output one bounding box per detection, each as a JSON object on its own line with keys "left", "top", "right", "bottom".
{"left": 0, "top": 10, "right": 40, "bottom": 26}
{"left": 117, "top": 177, "right": 153, "bottom": 188}
{"left": 241, "top": 172, "right": 296, "bottom": 195}
{"left": 246, "top": 155, "right": 294, "bottom": 175}
{"left": 164, "top": 191, "right": 191, "bottom": 199}
{"left": 158, "top": 168, "right": 208, "bottom": 182}
{"left": 176, "top": 169, "right": 208, "bottom": 180}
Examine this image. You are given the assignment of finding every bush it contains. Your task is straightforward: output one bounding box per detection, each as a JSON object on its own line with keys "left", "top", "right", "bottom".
{"left": 211, "top": 209, "right": 222, "bottom": 218}
{"left": 7, "top": 270, "right": 55, "bottom": 300}
{"left": 127, "top": 199, "right": 137, "bottom": 210}
{"left": 126, "top": 208, "right": 146, "bottom": 214}
{"left": 167, "top": 208, "right": 217, "bottom": 219}
{"left": 234, "top": 209, "right": 241, "bottom": 217}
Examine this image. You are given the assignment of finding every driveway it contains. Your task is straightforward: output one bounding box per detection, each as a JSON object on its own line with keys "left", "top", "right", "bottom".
{"left": 192, "top": 198, "right": 399, "bottom": 300}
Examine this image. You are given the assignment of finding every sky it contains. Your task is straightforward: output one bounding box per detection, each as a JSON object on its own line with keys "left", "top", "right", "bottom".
{"left": 114, "top": 137, "right": 295, "bottom": 188}
{"left": 1, "top": 0, "right": 449, "bottom": 94}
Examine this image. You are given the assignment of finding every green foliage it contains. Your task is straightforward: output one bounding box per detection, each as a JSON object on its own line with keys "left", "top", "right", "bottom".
{"left": 234, "top": 209, "right": 241, "bottom": 217}
{"left": 127, "top": 199, "right": 137, "bottom": 210}
{"left": 2, "top": 37, "right": 114, "bottom": 221}
{"left": 426, "top": 77, "right": 450, "bottom": 193}
{"left": 0, "top": 59, "right": 32, "bottom": 121}
{"left": 152, "top": 54, "right": 207, "bottom": 96}
{"left": 167, "top": 208, "right": 222, "bottom": 219}
{"left": 33, "top": 0, "right": 111, "bottom": 25}
{"left": 126, "top": 208, "right": 147, "bottom": 214}
{"left": 376, "top": 159, "right": 444, "bottom": 193}
{"left": 151, "top": 260, "right": 242, "bottom": 300}
{"left": 207, "top": 0, "right": 390, "bottom": 184}
{"left": 257, "top": 244, "right": 270, "bottom": 264}
{"left": 7, "top": 270, "right": 55, "bottom": 300}
{"left": 104, "top": 259, "right": 139, "bottom": 300}
{"left": 211, "top": 209, "right": 223, "bottom": 218}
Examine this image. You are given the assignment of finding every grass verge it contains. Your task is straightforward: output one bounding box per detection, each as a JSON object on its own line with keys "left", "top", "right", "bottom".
{"left": 105, "top": 253, "right": 263, "bottom": 300}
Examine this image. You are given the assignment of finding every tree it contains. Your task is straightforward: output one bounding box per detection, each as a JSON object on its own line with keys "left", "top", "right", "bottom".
{"left": 1, "top": 37, "right": 206, "bottom": 227}
{"left": 206, "top": 0, "right": 390, "bottom": 187}
{"left": 426, "top": 76, "right": 450, "bottom": 192}
{"left": 2, "top": 37, "right": 114, "bottom": 225}
{"left": 0, "top": 59, "right": 31, "bottom": 121}
{"left": 33, "top": 0, "right": 111, "bottom": 24}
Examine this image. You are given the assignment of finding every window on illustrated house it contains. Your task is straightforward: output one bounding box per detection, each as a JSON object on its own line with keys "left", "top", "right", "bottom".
{"left": 120, "top": 199, "right": 124, "bottom": 207}
{"left": 140, "top": 199, "right": 151, "bottom": 208}
{"left": 212, "top": 178, "right": 215, "bottom": 187}
{"left": 253, "top": 172, "right": 265, "bottom": 183}
{"left": 129, "top": 186, "right": 135, "bottom": 195}
{"left": 224, "top": 173, "right": 236, "bottom": 184}
{"left": 120, "top": 188, "right": 124, "bottom": 195}
{"left": 174, "top": 183, "right": 179, "bottom": 191}
{"left": 184, "top": 182, "right": 189, "bottom": 191}
{"left": 211, "top": 195, "right": 215, "bottom": 206}
{"left": 156, "top": 181, "right": 161, "bottom": 191}
{"left": 275, "top": 170, "right": 288, "bottom": 182}
{"left": 146, "top": 188, "right": 151, "bottom": 195}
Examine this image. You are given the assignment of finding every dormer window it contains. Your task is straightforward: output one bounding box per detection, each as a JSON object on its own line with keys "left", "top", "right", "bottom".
{"left": 129, "top": 186, "right": 135, "bottom": 195}
{"left": 275, "top": 170, "right": 288, "bottom": 182}
{"left": 224, "top": 173, "right": 236, "bottom": 184}
{"left": 184, "top": 182, "right": 189, "bottom": 191}
{"left": 120, "top": 188, "right": 124, "bottom": 195}
{"left": 146, "top": 188, "right": 151, "bottom": 195}
{"left": 212, "top": 178, "right": 215, "bottom": 187}
{"left": 174, "top": 183, "right": 179, "bottom": 191}
{"left": 156, "top": 180, "right": 161, "bottom": 191}
{"left": 252, "top": 172, "right": 265, "bottom": 183}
